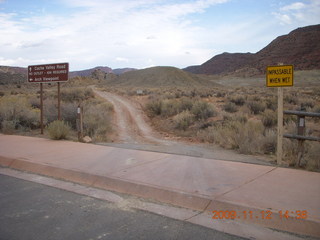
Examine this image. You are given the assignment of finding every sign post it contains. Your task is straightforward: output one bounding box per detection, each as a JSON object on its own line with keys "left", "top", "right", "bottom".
{"left": 28, "top": 63, "right": 69, "bottom": 134}
{"left": 266, "top": 65, "right": 293, "bottom": 165}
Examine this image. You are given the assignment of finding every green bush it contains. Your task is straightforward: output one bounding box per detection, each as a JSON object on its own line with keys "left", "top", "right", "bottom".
{"left": 47, "top": 120, "right": 70, "bottom": 140}
{"left": 173, "top": 110, "right": 194, "bottom": 130}
{"left": 191, "top": 101, "right": 216, "bottom": 120}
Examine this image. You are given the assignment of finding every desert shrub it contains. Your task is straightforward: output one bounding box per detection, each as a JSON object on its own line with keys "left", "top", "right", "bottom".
{"left": 247, "top": 101, "right": 266, "bottom": 115}
{"left": 313, "top": 105, "right": 320, "bottom": 113}
{"left": 179, "top": 97, "right": 193, "bottom": 112}
{"left": 191, "top": 101, "right": 216, "bottom": 120}
{"left": 284, "top": 94, "right": 299, "bottom": 105}
{"left": 262, "top": 109, "right": 277, "bottom": 128}
{"left": 60, "top": 88, "right": 94, "bottom": 102}
{"left": 223, "top": 113, "right": 248, "bottom": 124}
{"left": 29, "top": 96, "right": 41, "bottom": 108}
{"left": 146, "top": 97, "right": 194, "bottom": 117}
{"left": 1, "top": 120, "right": 16, "bottom": 134}
{"left": 223, "top": 102, "right": 238, "bottom": 113}
{"left": 173, "top": 110, "right": 194, "bottom": 130}
{"left": 301, "top": 100, "right": 315, "bottom": 109}
{"left": 198, "top": 120, "right": 268, "bottom": 154}
{"left": 146, "top": 100, "right": 162, "bottom": 116}
{"left": 265, "top": 97, "right": 277, "bottom": 111}
{"left": 216, "top": 92, "right": 226, "bottom": 98}
{"left": 47, "top": 120, "right": 70, "bottom": 140}
{"left": 305, "top": 142, "right": 320, "bottom": 171}
{"left": 0, "top": 95, "right": 39, "bottom": 131}
{"left": 44, "top": 99, "right": 58, "bottom": 124}
{"left": 160, "top": 99, "right": 180, "bottom": 117}
{"left": 262, "top": 129, "right": 277, "bottom": 154}
{"left": 83, "top": 99, "right": 113, "bottom": 141}
{"left": 230, "top": 95, "right": 245, "bottom": 106}
{"left": 61, "top": 102, "right": 78, "bottom": 129}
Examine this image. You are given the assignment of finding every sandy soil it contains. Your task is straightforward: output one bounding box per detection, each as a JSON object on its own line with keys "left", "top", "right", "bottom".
{"left": 94, "top": 89, "right": 274, "bottom": 166}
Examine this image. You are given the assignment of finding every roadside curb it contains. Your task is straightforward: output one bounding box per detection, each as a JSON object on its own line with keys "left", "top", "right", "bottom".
{"left": 1, "top": 156, "right": 319, "bottom": 238}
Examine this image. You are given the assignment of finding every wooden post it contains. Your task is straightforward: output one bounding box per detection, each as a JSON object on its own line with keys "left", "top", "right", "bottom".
{"left": 40, "top": 83, "right": 44, "bottom": 134}
{"left": 57, "top": 82, "right": 61, "bottom": 120}
{"left": 77, "top": 105, "right": 83, "bottom": 141}
{"left": 297, "top": 106, "right": 306, "bottom": 167}
{"left": 277, "top": 87, "right": 283, "bottom": 165}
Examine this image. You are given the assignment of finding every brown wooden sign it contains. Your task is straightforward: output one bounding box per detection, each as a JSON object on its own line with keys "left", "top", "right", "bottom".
{"left": 28, "top": 63, "right": 69, "bottom": 83}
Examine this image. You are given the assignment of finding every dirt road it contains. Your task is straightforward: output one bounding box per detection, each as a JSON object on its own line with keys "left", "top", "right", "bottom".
{"left": 94, "top": 89, "right": 273, "bottom": 165}
{"left": 94, "top": 90, "right": 166, "bottom": 144}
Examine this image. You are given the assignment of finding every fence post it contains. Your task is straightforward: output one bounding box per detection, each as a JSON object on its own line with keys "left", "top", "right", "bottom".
{"left": 297, "top": 106, "right": 306, "bottom": 167}
{"left": 77, "top": 104, "right": 83, "bottom": 142}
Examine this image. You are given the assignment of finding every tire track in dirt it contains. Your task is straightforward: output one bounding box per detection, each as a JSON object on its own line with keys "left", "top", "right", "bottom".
{"left": 94, "top": 89, "right": 273, "bottom": 166}
{"left": 94, "top": 90, "right": 166, "bottom": 144}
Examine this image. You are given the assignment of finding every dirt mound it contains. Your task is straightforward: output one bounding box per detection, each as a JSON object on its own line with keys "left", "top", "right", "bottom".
{"left": 106, "top": 66, "right": 220, "bottom": 88}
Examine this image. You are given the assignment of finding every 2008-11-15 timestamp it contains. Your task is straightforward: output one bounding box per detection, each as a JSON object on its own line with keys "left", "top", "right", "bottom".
{"left": 212, "top": 210, "right": 308, "bottom": 220}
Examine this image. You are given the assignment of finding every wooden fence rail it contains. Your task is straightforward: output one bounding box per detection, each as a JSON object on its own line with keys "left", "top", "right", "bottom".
{"left": 283, "top": 109, "right": 320, "bottom": 167}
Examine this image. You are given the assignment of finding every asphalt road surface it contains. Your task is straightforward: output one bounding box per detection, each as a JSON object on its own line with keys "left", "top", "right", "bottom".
{"left": 0, "top": 174, "right": 247, "bottom": 240}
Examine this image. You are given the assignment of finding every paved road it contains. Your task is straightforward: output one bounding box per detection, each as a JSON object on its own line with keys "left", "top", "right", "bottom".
{"left": 0, "top": 174, "right": 247, "bottom": 240}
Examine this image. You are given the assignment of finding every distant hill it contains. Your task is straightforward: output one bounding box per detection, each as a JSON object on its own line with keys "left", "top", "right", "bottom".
{"left": 69, "top": 66, "right": 113, "bottom": 78}
{"left": 0, "top": 66, "right": 27, "bottom": 84}
{"left": 184, "top": 24, "right": 320, "bottom": 75}
{"left": 0, "top": 65, "right": 136, "bottom": 85}
{"left": 106, "top": 66, "right": 220, "bottom": 88}
{"left": 70, "top": 66, "right": 136, "bottom": 78}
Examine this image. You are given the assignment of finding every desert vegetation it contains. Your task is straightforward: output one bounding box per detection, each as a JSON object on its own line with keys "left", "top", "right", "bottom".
{"left": 140, "top": 86, "right": 320, "bottom": 171}
{"left": 0, "top": 70, "right": 319, "bottom": 171}
{"left": 0, "top": 83, "right": 113, "bottom": 142}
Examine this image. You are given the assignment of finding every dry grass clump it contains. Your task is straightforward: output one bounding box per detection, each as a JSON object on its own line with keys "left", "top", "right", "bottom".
{"left": 173, "top": 110, "right": 194, "bottom": 130}
{"left": 229, "top": 95, "right": 246, "bottom": 106}
{"left": 60, "top": 87, "right": 95, "bottom": 102}
{"left": 0, "top": 95, "right": 39, "bottom": 133}
{"left": 247, "top": 101, "right": 266, "bottom": 114}
{"left": 47, "top": 120, "right": 70, "bottom": 140}
{"left": 191, "top": 101, "right": 216, "bottom": 120}
{"left": 262, "top": 109, "right": 277, "bottom": 128}
{"left": 82, "top": 99, "right": 113, "bottom": 141}
{"left": 198, "top": 119, "right": 276, "bottom": 155}
{"left": 223, "top": 102, "right": 238, "bottom": 113}
{"left": 146, "top": 97, "right": 216, "bottom": 120}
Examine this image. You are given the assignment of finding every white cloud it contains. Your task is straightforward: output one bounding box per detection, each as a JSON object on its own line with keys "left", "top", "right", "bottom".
{"left": 0, "top": 0, "right": 230, "bottom": 70}
{"left": 280, "top": 2, "right": 306, "bottom": 11}
{"left": 0, "top": 0, "right": 319, "bottom": 70}
{"left": 115, "top": 57, "right": 129, "bottom": 63}
{"left": 274, "top": 0, "right": 320, "bottom": 25}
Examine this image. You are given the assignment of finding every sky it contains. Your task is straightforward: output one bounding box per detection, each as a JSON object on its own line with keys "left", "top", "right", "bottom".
{"left": 0, "top": 0, "right": 319, "bottom": 71}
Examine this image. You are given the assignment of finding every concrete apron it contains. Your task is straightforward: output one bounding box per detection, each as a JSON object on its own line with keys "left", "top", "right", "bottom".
{"left": 0, "top": 156, "right": 319, "bottom": 238}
